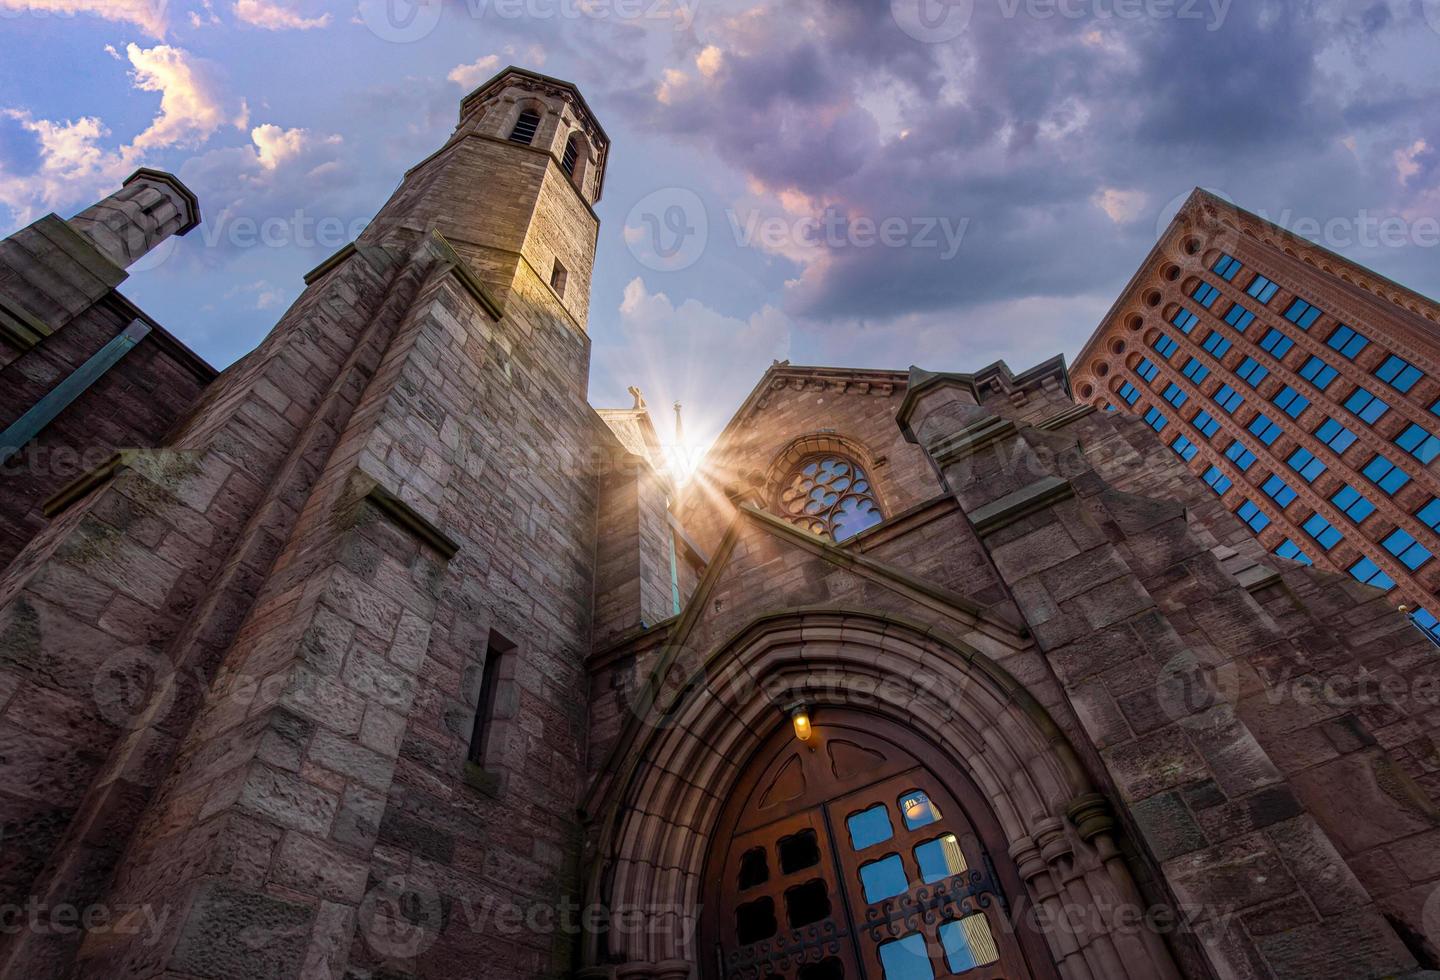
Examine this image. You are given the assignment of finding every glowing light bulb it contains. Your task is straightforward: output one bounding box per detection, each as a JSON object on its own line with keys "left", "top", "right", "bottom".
{"left": 791, "top": 707, "right": 812, "bottom": 742}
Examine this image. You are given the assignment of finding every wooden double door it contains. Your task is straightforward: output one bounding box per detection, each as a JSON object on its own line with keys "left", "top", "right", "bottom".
{"left": 701, "top": 712, "right": 1056, "bottom": 980}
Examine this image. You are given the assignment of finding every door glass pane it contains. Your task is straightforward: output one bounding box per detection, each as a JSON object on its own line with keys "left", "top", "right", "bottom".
{"left": 736, "top": 897, "right": 776, "bottom": 945}
{"left": 779, "top": 829, "right": 821, "bottom": 874}
{"left": 847, "top": 804, "right": 894, "bottom": 850}
{"left": 898, "top": 790, "right": 942, "bottom": 830}
{"left": 739, "top": 847, "right": 769, "bottom": 889}
{"left": 784, "top": 878, "right": 831, "bottom": 928}
{"left": 859, "top": 853, "right": 909, "bottom": 903}
{"left": 797, "top": 959, "right": 844, "bottom": 980}
{"left": 878, "top": 932, "right": 934, "bottom": 980}
{"left": 914, "top": 834, "right": 967, "bottom": 884}
{"left": 939, "top": 915, "right": 1000, "bottom": 973}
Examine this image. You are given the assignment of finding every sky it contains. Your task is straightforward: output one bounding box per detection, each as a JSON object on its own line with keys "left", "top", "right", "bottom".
{"left": 1, "top": 0, "right": 1439, "bottom": 456}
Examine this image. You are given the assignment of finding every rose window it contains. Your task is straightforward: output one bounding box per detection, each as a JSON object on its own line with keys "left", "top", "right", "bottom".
{"left": 779, "top": 456, "right": 883, "bottom": 542}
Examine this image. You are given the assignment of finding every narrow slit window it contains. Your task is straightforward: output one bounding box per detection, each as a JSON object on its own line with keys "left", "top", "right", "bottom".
{"left": 509, "top": 110, "right": 540, "bottom": 145}
{"left": 550, "top": 259, "right": 568, "bottom": 297}
{"left": 468, "top": 632, "right": 514, "bottom": 766}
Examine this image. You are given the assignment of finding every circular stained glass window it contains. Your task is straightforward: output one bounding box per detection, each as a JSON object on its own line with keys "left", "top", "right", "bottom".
{"left": 778, "top": 456, "right": 883, "bottom": 542}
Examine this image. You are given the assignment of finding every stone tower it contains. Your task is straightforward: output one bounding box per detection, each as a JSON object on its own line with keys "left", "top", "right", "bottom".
{"left": 0, "top": 66, "right": 615, "bottom": 978}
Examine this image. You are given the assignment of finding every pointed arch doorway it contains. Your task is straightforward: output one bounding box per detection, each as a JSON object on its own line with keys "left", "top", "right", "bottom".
{"left": 700, "top": 709, "right": 1059, "bottom": 980}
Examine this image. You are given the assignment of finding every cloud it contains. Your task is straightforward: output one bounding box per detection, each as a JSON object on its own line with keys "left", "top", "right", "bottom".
{"left": 0, "top": 0, "right": 166, "bottom": 37}
{"left": 233, "top": 0, "right": 331, "bottom": 29}
{"left": 249, "top": 123, "right": 340, "bottom": 170}
{"left": 1395, "top": 139, "right": 1430, "bottom": 186}
{"left": 448, "top": 55, "right": 501, "bottom": 89}
{"left": 0, "top": 42, "right": 245, "bottom": 225}
{"left": 126, "top": 43, "right": 248, "bottom": 150}
{"left": 1092, "top": 188, "right": 1148, "bottom": 224}
{"left": 696, "top": 45, "right": 723, "bottom": 79}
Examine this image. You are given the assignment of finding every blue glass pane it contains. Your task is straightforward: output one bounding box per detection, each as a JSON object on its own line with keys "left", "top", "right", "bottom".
{"left": 914, "top": 834, "right": 968, "bottom": 884}
{"left": 939, "top": 916, "right": 1000, "bottom": 973}
{"left": 899, "top": 790, "right": 942, "bottom": 830}
{"left": 878, "top": 932, "right": 933, "bottom": 980}
{"left": 847, "top": 804, "right": 893, "bottom": 851}
{"left": 859, "top": 854, "right": 910, "bottom": 903}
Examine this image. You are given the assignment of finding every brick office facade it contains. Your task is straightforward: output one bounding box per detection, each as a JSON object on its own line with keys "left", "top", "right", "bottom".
{"left": 1072, "top": 190, "right": 1440, "bottom": 636}
{"left": 1, "top": 68, "right": 1440, "bottom": 980}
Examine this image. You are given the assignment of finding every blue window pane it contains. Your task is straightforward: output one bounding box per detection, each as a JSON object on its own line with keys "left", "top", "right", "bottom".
{"left": 1213, "top": 254, "right": 1243, "bottom": 281}
{"left": 1202, "top": 331, "right": 1232, "bottom": 358}
{"left": 1225, "top": 439, "right": 1257, "bottom": 471}
{"left": 1303, "top": 513, "right": 1343, "bottom": 550}
{"left": 1262, "top": 474, "right": 1297, "bottom": 508}
{"left": 914, "top": 834, "right": 968, "bottom": 885}
{"left": 1203, "top": 466, "right": 1232, "bottom": 495}
{"left": 1172, "top": 435, "right": 1198, "bottom": 462}
{"left": 1144, "top": 407, "right": 1168, "bottom": 432}
{"left": 1182, "top": 357, "right": 1210, "bottom": 383}
{"left": 1314, "top": 418, "right": 1357, "bottom": 454}
{"left": 1298, "top": 355, "right": 1338, "bottom": 390}
{"left": 1344, "top": 386, "right": 1390, "bottom": 425}
{"left": 1163, "top": 383, "right": 1188, "bottom": 408}
{"left": 1237, "top": 500, "right": 1271, "bottom": 533}
{"left": 1287, "top": 448, "right": 1326, "bottom": 482}
{"left": 1395, "top": 423, "right": 1440, "bottom": 464}
{"left": 1349, "top": 557, "right": 1395, "bottom": 591}
{"left": 1192, "top": 410, "right": 1220, "bottom": 439}
{"left": 1235, "top": 357, "right": 1269, "bottom": 388}
{"left": 1284, "top": 298, "right": 1323, "bottom": 329}
{"left": 899, "top": 790, "right": 942, "bottom": 830}
{"left": 939, "top": 916, "right": 1000, "bottom": 973}
{"left": 859, "top": 853, "right": 910, "bottom": 903}
{"left": 1172, "top": 307, "right": 1199, "bottom": 334}
{"left": 1363, "top": 454, "right": 1412, "bottom": 495}
{"left": 1248, "top": 412, "right": 1283, "bottom": 445}
{"left": 1152, "top": 333, "right": 1179, "bottom": 359}
{"left": 1375, "top": 354, "right": 1423, "bottom": 393}
{"left": 1118, "top": 382, "right": 1141, "bottom": 405}
{"left": 1247, "top": 274, "right": 1279, "bottom": 304}
{"left": 1224, "top": 302, "right": 1256, "bottom": 332}
{"left": 1327, "top": 324, "right": 1369, "bottom": 359}
{"left": 1275, "top": 539, "right": 1312, "bottom": 565}
{"left": 847, "top": 804, "right": 894, "bottom": 851}
{"left": 878, "top": 932, "right": 934, "bottom": 980}
{"left": 1272, "top": 385, "right": 1310, "bottom": 419}
{"left": 1417, "top": 497, "right": 1440, "bottom": 531}
{"left": 1192, "top": 281, "right": 1221, "bottom": 308}
{"left": 1259, "top": 328, "right": 1294, "bottom": 359}
{"left": 1136, "top": 358, "right": 1160, "bottom": 383}
{"left": 1214, "top": 384, "right": 1245, "bottom": 414}
{"left": 1383, "top": 528, "right": 1433, "bottom": 570}
{"left": 1332, "top": 484, "right": 1376, "bottom": 523}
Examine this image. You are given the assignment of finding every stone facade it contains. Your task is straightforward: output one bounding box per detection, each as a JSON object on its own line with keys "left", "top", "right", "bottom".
{"left": 1, "top": 67, "right": 1439, "bottom": 980}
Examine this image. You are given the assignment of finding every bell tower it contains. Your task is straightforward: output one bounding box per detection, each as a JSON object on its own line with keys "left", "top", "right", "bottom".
{"left": 360, "top": 65, "right": 609, "bottom": 331}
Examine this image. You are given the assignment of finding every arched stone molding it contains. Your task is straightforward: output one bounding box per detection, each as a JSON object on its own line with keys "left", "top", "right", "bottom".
{"left": 582, "top": 609, "right": 1182, "bottom": 980}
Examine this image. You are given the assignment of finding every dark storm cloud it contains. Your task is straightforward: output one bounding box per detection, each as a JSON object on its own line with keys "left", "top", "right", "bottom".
{"left": 626, "top": 0, "right": 1439, "bottom": 327}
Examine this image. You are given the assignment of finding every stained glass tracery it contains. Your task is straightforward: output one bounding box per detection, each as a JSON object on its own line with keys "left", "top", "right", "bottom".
{"left": 779, "top": 456, "right": 883, "bottom": 541}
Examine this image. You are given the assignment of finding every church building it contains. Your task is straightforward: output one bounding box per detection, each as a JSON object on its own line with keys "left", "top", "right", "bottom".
{"left": 0, "top": 67, "right": 1437, "bottom": 980}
